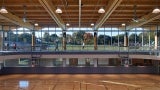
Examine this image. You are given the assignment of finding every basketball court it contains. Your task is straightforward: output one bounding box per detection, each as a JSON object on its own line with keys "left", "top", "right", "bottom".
{"left": 0, "top": 74, "right": 159, "bottom": 90}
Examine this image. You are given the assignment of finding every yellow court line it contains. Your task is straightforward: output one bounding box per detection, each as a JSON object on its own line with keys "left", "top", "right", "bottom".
{"left": 74, "top": 81, "right": 105, "bottom": 87}
{"left": 101, "top": 80, "right": 141, "bottom": 87}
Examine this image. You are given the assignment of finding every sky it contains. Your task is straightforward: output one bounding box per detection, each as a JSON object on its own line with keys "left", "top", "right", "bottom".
{"left": 12, "top": 27, "right": 144, "bottom": 38}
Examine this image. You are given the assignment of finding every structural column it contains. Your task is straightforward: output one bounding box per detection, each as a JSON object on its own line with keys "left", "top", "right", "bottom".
{"left": 93, "top": 58, "right": 98, "bottom": 67}
{"left": 155, "top": 25, "right": 160, "bottom": 50}
{"left": 152, "top": 60, "right": 160, "bottom": 74}
{"left": 93, "top": 31, "right": 98, "bottom": 67}
{"left": 155, "top": 33, "right": 158, "bottom": 49}
{"left": 62, "top": 31, "right": 66, "bottom": 50}
{"left": 3, "top": 27, "right": 8, "bottom": 51}
{"left": 63, "top": 58, "right": 67, "bottom": 67}
{"left": 124, "top": 32, "right": 128, "bottom": 47}
{"left": 32, "top": 31, "right": 36, "bottom": 51}
{"left": 0, "top": 25, "right": 2, "bottom": 50}
{"left": 0, "top": 60, "right": 3, "bottom": 70}
{"left": 94, "top": 31, "right": 97, "bottom": 50}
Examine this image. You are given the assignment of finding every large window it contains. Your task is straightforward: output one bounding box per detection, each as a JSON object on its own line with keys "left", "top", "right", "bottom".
{"left": 0, "top": 25, "right": 157, "bottom": 52}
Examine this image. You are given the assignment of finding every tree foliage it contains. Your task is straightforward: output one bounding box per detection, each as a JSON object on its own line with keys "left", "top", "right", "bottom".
{"left": 3, "top": 30, "right": 156, "bottom": 47}
{"left": 18, "top": 33, "right": 32, "bottom": 43}
{"left": 72, "top": 30, "right": 85, "bottom": 44}
{"left": 129, "top": 33, "right": 139, "bottom": 43}
{"left": 98, "top": 35, "right": 111, "bottom": 45}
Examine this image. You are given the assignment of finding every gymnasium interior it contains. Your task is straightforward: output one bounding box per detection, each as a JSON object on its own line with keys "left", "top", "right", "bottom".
{"left": 0, "top": 0, "right": 160, "bottom": 90}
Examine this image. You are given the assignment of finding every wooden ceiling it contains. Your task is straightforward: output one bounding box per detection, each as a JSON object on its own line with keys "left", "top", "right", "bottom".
{"left": 0, "top": 0, "right": 160, "bottom": 30}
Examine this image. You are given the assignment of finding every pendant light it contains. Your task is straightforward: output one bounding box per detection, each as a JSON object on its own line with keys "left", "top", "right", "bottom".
{"left": 34, "top": 23, "right": 38, "bottom": 26}
{"left": 55, "top": 7, "right": 62, "bottom": 13}
{"left": 91, "top": 23, "right": 94, "bottom": 26}
{"left": 98, "top": 7, "right": 105, "bottom": 13}
{"left": 23, "top": 5, "right": 26, "bottom": 22}
{"left": 152, "top": 8, "right": 160, "bottom": 13}
{"left": 0, "top": 0, "right": 8, "bottom": 13}
{"left": 152, "top": 0, "right": 160, "bottom": 13}
{"left": 66, "top": 23, "right": 70, "bottom": 26}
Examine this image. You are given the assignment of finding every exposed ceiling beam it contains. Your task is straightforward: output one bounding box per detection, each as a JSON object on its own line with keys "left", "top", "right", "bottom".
{"left": 95, "top": 0, "right": 123, "bottom": 30}
{"left": 114, "top": 10, "right": 150, "bottom": 12}
{"left": 11, "top": 10, "right": 46, "bottom": 12}
{"left": 5, "top": 4, "right": 41, "bottom": 7}
{"left": 126, "top": 13, "right": 160, "bottom": 30}
{"left": 16, "top": 14, "right": 48, "bottom": 16}
{"left": 0, "top": 22, "right": 16, "bottom": 26}
{"left": 5, "top": 4, "right": 103, "bottom": 7}
{"left": 0, "top": 13, "right": 34, "bottom": 30}
{"left": 39, "top": 0, "right": 65, "bottom": 30}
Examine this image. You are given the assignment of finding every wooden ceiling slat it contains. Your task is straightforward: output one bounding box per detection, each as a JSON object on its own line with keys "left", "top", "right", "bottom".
{"left": 0, "top": 0, "right": 159, "bottom": 27}
{"left": 39, "top": 0, "right": 65, "bottom": 29}
{"left": 95, "top": 0, "right": 123, "bottom": 29}
{"left": 0, "top": 12, "right": 34, "bottom": 29}
{"left": 127, "top": 13, "right": 160, "bottom": 30}
{"left": 11, "top": 10, "right": 47, "bottom": 12}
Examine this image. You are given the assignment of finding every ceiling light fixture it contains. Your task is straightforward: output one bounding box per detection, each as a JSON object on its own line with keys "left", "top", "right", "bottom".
{"left": 0, "top": 0, "right": 8, "bottom": 13}
{"left": 0, "top": 6, "right": 8, "bottom": 13}
{"left": 152, "top": 8, "right": 160, "bottom": 13}
{"left": 122, "top": 23, "right": 126, "bottom": 26}
{"left": 98, "top": 7, "right": 105, "bottom": 13}
{"left": 34, "top": 23, "right": 38, "bottom": 26}
{"left": 55, "top": 7, "right": 62, "bottom": 13}
{"left": 23, "top": 18, "right": 26, "bottom": 22}
{"left": 23, "top": 5, "right": 27, "bottom": 22}
{"left": 152, "top": 0, "right": 160, "bottom": 13}
{"left": 91, "top": 23, "right": 94, "bottom": 26}
{"left": 66, "top": 23, "right": 70, "bottom": 26}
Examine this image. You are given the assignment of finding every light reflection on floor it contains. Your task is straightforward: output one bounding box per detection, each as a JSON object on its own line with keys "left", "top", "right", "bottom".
{"left": 0, "top": 74, "right": 160, "bottom": 90}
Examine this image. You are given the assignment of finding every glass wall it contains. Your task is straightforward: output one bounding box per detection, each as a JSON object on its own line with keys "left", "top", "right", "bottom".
{"left": 4, "top": 58, "right": 153, "bottom": 67}
{"left": 5, "top": 58, "right": 31, "bottom": 67}
{"left": 0, "top": 25, "right": 157, "bottom": 52}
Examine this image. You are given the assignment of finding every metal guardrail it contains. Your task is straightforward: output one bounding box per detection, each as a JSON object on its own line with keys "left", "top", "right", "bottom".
{"left": 0, "top": 45, "right": 160, "bottom": 56}
{"left": 0, "top": 50, "right": 157, "bottom": 56}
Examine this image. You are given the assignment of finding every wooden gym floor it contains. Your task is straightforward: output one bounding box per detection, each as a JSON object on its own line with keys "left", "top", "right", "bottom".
{"left": 0, "top": 74, "right": 160, "bottom": 90}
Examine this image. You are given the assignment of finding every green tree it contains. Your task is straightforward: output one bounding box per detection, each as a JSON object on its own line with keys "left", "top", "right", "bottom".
{"left": 72, "top": 30, "right": 85, "bottom": 45}
{"left": 18, "top": 33, "right": 32, "bottom": 43}
{"left": 129, "top": 33, "right": 139, "bottom": 43}
{"left": 118, "top": 34, "right": 124, "bottom": 43}
{"left": 43, "top": 32, "right": 50, "bottom": 42}
{"left": 138, "top": 31, "right": 155, "bottom": 45}
{"left": 77, "top": 31, "right": 85, "bottom": 41}
{"left": 113, "top": 34, "right": 124, "bottom": 46}
{"left": 150, "top": 31, "right": 155, "bottom": 44}
{"left": 98, "top": 35, "right": 111, "bottom": 45}
{"left": 6, "top": 31, "right": 17, "bottom": 42}
{"left": 50, "top": 34, "right": 58, "bottom": 42}
{"left": 141, "top": 32, "right": 148, "bottom": 45}
{"left": 66, "top": 34, "right": 72, "bottom": 44}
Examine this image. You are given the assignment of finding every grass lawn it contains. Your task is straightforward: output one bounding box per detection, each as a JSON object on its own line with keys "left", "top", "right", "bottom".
{"left": 46, "top": 45, "right": 154, "bottom": 52}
